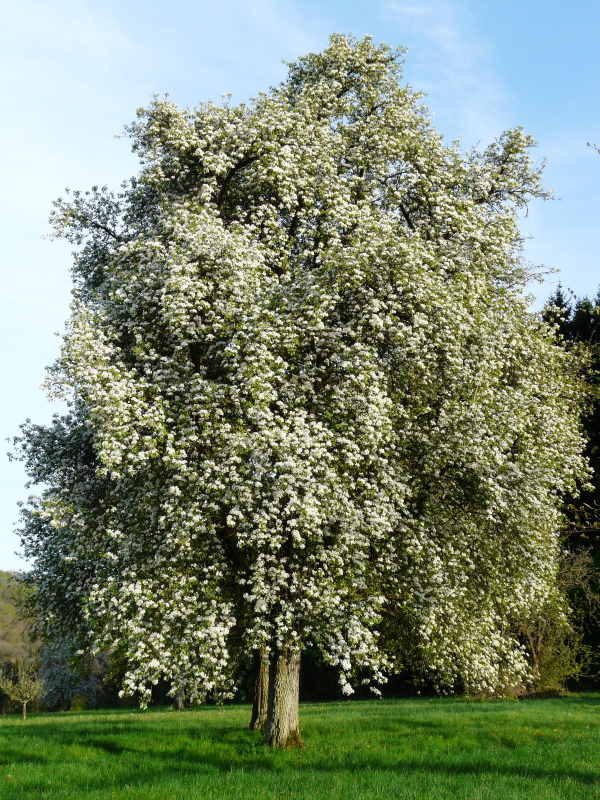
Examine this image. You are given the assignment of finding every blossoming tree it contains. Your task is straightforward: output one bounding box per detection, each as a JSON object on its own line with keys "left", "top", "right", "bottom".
{"left": 16, "top": 35, "right": 587, "bottom": 747}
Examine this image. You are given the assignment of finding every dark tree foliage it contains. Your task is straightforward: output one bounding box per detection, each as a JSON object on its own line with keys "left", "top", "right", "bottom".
{"left": 543, "top": 286, "right": 600, "bottom": 685}
{"left": 0, "top": 572, "right": 37, "bottom": 665}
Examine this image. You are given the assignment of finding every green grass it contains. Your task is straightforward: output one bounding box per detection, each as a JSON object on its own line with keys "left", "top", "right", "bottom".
{"left": 1, "top": 696, "right": 599, "bottom": 799}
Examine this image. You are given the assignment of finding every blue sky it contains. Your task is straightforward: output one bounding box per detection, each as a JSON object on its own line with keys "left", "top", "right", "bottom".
{"left": 2, "top": 0, "right": 599, "bottom": 570}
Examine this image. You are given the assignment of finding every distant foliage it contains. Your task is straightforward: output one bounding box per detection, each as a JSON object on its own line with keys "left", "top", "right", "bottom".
{"left": 0, "top": 571, "right": 37, "bottom": 664}
{"left": 543, "top": 285, "right": 600, "bottom": 531}
{"left": 40, "top": 638, "right": 102, "bottom": 711}
{"left": 517, "top": 549, "right": 594, "bottom": 695}
{"left": 542, "top": 287, "right": 600, "bottom": 687}
{"left": 0, "top": 661, "right": 43, "bottom": 719}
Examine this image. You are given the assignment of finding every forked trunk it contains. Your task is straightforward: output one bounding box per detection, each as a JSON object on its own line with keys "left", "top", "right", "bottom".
{"left": 264, "top": 649, "right": 302, "bottom": 748}
{"left": 249, "top": 648, "right": 269, "bottom": 730}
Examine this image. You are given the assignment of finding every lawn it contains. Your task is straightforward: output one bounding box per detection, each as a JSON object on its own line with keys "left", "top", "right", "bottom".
{"left": 0, "top": 695, "right": 599, "bottom": 799}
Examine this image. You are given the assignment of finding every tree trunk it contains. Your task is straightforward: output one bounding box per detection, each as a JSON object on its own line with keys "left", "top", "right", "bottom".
{"left": 174, "top": 689, "right": 185, "bottom": 711}
{"left": 22, "top": 701, "right": 27, "bottom": 721}
{"left": 264, "top": 649, "right": 302, "bottom": 748}
{"left": 249, "top": 648, "right": 269, "bottom": 730}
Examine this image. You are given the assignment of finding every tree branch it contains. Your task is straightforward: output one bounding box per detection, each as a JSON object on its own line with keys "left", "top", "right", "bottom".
{"left": 217, "top": 153, "right": 259, "bottom": 209}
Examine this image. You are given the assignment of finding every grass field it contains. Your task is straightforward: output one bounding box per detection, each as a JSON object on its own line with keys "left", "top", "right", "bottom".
{"left": 1, "top": 695, "right": 599, "bottom": 799}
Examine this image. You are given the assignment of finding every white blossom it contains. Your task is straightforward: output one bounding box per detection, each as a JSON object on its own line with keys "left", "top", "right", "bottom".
{"left": 15, "top": 35, "right": 587, "bottom": 702}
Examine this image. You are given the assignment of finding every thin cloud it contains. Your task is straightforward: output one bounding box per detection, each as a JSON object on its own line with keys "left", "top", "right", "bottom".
{"left": 387, "top": 1, "right": 510, "bottom": 146}
{"left": 237, "top": 0, "right": 322, "bottom": 57}
{"left": 0, "top": 0, "right": 136, "bottom": 58}
{"left": 394, "top": 5, "right": 430, "bottom": 17}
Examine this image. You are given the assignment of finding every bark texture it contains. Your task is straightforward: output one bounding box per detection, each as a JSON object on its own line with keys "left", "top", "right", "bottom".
{"left": 249, "top": 648, "right": 270, "bottom": 730}
{"left": 264, "top": 649, "right": 302, "bottom": 748}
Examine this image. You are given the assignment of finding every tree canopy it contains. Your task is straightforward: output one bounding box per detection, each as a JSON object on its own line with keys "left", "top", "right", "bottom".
{"left": 15, "top": 35, "right": 588, "bottom": 744}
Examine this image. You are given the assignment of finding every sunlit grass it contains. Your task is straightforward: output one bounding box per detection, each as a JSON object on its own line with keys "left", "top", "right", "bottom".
{"left": 1, "top": 695, "right": 599, "bottom": 798}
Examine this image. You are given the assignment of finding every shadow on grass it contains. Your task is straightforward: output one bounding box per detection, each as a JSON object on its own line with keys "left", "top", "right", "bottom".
{"left": 2, "top": 698, "right": 599, "bottom": 797}
{"left": 84, "top": 738, "right": 128, "bottom": 755}
{"left": 3, "top": 746, "right": 599, "bottom": 798}
{"left": 2, "top": 726, "right": 598, "bottom": 798}
{"left": 0, "top": 750, "right": 48, "bottom": 766}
